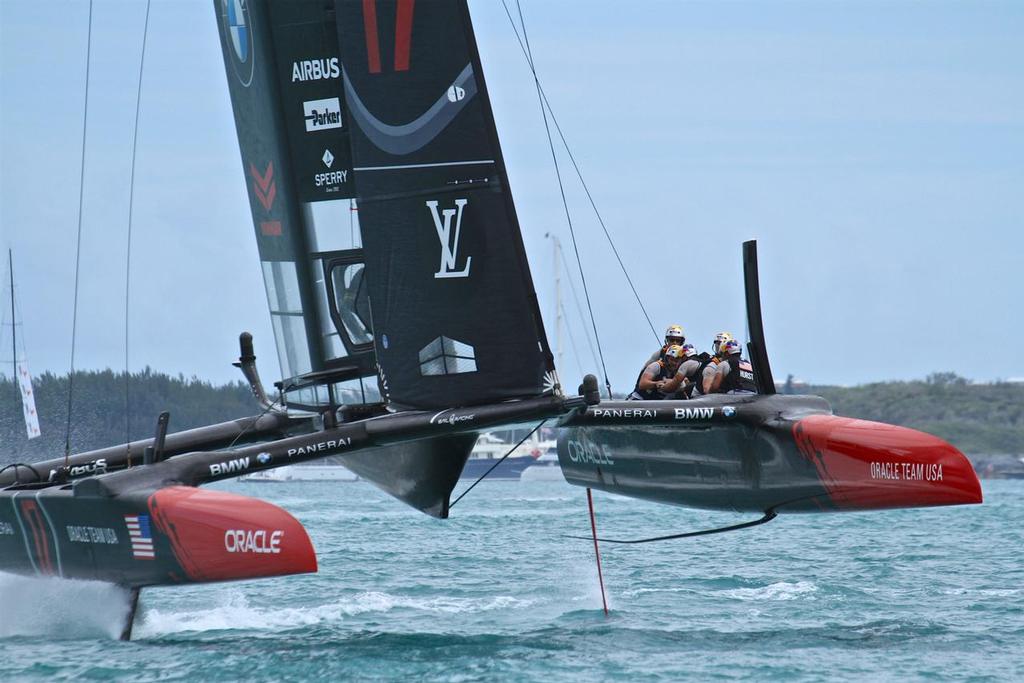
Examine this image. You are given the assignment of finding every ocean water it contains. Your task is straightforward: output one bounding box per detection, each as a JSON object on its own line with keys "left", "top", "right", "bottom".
{"left": 1, "top": 478, "right": 1021, "bottom": 681}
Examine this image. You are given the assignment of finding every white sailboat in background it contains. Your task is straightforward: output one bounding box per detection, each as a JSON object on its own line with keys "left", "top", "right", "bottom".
{"left": 4, "top": 250, "right": 40, "bottom": 440}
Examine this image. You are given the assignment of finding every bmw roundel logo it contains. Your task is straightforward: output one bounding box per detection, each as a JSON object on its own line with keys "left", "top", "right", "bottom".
{"left": 257, "top": 452, "right": 272, "bottom": 465}
{"left": 222, "top": 0, "right": 254, "bottom": 87}
{"left": 723, "top": 406, "right": 736, "bottom": 418}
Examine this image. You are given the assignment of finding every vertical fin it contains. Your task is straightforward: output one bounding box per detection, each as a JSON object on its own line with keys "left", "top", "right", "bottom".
{"left": 120, "top": 587, "right": 141, "bottom": 641}
{"left": 742, "top": 240, "right": 776, "bottom": 395}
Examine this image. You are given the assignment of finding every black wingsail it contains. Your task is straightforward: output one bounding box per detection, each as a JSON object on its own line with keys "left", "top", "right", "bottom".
{"left": 334, "top": 0, "right": 555, "bottom": 409}
{"left": 215, "top": 0, "right": 377, "bottom": 405}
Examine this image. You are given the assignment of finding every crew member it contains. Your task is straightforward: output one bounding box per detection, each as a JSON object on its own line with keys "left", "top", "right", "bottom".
{"left": 695, "top": 331, "right": 733, "bottom": 395}
{"left": 629, "top": 344, "right": 685, "bottom": 400}
{"left": 646, "top": 324, "right": 686, "bottom": 364}
{"left": 708, "top": 338, "right": 757, "bottom": 394}
{"left": 659, "top": 344, "right": 703, "bottom": 399}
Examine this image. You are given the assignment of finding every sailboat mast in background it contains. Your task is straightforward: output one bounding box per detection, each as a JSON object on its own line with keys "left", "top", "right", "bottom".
{"left": 6, "top": 249, "right": 41, "bottom": 440}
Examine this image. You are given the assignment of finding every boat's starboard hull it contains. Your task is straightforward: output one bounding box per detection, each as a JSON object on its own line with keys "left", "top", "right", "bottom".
{"left": 556, "top": 396, "right": 982, "bottom": 513}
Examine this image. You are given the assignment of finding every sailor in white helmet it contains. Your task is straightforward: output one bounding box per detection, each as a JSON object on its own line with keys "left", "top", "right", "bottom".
{"left": 646, "top": 324, "right": 686, "bottom": 365}
{"left": 708, "top": 338, "right": 758, "bottom": 394}
{"left": 694, "top": 331, "right": 734, "bottom": 395}
{"left": 658, "top": 343, "right": 703, "bottom": 399}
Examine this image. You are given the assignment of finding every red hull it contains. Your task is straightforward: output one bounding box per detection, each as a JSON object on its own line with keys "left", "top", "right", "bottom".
{"left": 793, "top": 415, "right": 983, "bottom": 511}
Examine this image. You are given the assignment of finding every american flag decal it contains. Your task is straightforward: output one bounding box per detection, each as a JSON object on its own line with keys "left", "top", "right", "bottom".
{"left": 124, "top": 514, "right": 155, "bottom": 560}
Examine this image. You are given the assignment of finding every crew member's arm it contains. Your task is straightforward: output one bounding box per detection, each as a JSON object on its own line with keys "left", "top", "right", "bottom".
{"left": 663, "top": 360, "right": 697, "bottom": 394}
{"left": 709, "top": 362, "right": 730, "bottom": 393}
{"left": 637, "top": 363, "right": 662, "bottom": 392}
{"left": 661, "top": 371, "right": 684, "bottom": 394}
{"left": 701, "top": 361, "right": 719, "bottom": 394}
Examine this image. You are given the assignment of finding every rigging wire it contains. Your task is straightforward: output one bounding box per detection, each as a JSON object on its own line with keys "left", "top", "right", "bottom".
{"left": 124, "top": 0, "right": 153, "bottom": 464}
{"left": 500, "top": 1, "right": 659, "bottom": 346}
{"left": 554, "top": 237, "right": 601, "bottom": 372}
{"left": 558, "top": 299, "right": 587, "bottom": 380}
{"left": 449, "top": 420, "right": 545, "bottom": 509}
{"left": 64, "top": 0, "right": 94, "bottom": 467}
{"left": 505, "top": 0, "right": 613, "bottom": 398}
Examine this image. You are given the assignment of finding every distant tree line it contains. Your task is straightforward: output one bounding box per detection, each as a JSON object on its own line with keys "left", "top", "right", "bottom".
{"left": 1, "top": 369, "right": 1021, "bottom": 466}
{"left": 0, "top": 368, "right": 259, "bottom": 465}
{"left": 800, "top": 372, "right": 1024, "bottom": 455}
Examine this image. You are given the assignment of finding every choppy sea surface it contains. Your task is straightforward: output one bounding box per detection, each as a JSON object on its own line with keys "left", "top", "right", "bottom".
{"left": 1, "top": 478, "right": 1021, "bottom": 681}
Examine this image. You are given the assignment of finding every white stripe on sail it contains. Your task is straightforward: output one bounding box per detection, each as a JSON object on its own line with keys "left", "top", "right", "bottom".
{"left": 354, "top": 159, "right": 495, "bottom": 172}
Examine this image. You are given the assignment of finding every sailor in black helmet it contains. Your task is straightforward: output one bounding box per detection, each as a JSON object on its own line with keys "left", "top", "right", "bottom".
{"left": 708, "top": 338, "right": 757, "bottom": 394}
{"left": 629, "top": 344, "right": 686, "bottom": 400}
{"left": 646, "top": 324, "right": 686, "bottom": 364}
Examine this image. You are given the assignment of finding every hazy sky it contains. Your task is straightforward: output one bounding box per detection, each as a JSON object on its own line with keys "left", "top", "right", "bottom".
{"left": 1, "top": 0, "right": 1022, "bottom": 393}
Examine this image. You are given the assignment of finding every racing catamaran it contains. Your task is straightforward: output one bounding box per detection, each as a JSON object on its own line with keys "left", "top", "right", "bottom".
{"left": 0, "top": 0, "right": 980, "bottom": 639}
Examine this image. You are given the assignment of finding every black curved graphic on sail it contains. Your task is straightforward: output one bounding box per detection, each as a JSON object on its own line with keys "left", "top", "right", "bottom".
{"left": 342, "top": 63, "right": 478, "bottom": 156}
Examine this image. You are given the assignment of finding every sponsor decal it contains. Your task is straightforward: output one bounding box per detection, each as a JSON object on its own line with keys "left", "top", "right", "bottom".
{"left": 303, "top": 97, "right": 343, "bottom": 132}
{"left": 68, "top": 458, "right": 107, "bottom": 478}
{"left": 291, "top": 57, "right": 339, "bottom": 82}
{"left": 430, "top": 411, "right": 475, "bottom": 426}
{"left": 592, "top": 408, "right": 657, "bottom": 419}
{"left": 124, "top": 514, "right": 155, "bottom": 560}
{"left": 249, "top": 162, "right": 276, "bottom": 212}
{"left": 315, "top": 148, "right": 348, "bottom": 192}
{"left": 0, "top": 521, "right": 14, "bottom": 536}
{"left": 870, "top": 462, "right": 944, "bottom": 482}
{"left": 260, "top": 221, "right": 282, "bottom": 236}
{"left": 566, "top": 439, "right": 614, "bottom": 466}
{"left": 287, "top": 437, "right": 353, "bottom": 458}
{"left": 447, "top": 84, "right": 466, "bottom": 103}
{"left": 210, "top": 456, "right": 251, "bottom": 477}
{"left": 256, "top": 452, "right": 272, "bottom": 465}
{"left": 674, "top": 407, "right": 715, "bottom": 420}
{"left": 66, "top": 525, "right": 118, "bottom": 545}
{"left": 224, "top": 528, "right": 283, "bottom": 554}
{"left": 722, "top": 406, "right": 736, "bottom": 417}
{"left": 221, "top": 0, "right": 254, "bottom": 87}
{"left": 426, "top": 199, "right": 471, "bottom": 279}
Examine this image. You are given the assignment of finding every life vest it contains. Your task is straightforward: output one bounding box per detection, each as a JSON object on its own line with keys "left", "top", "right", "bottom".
{"left": 688, "top": 353, "right": 716, "bottom": 396}
{"left": 631, "top": 360, "right": 676, "bottom": 400}
{"left": 719, "top": 355, "right": 757, "bottom": 393}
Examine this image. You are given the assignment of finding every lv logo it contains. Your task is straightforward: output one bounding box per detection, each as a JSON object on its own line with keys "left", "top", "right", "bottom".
{"left": 426, "top": 199, "right": 471, "bottom": 279}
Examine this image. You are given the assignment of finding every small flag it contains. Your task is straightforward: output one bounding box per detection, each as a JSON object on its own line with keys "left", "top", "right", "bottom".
{"left": 16, "top": 362, "right": 40, "bottom": 439}
{"left": 124, "top": 514, "right": 155, "bottom": 560}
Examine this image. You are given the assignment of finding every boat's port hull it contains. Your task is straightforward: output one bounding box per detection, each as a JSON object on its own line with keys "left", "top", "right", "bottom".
{"left": 0, "top": 486, "right": 316, "bottom": 587}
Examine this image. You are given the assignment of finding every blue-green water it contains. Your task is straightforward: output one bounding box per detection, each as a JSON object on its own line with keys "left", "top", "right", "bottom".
{"left": 1, "top": 479, "right": 1021, "bottom": 681}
